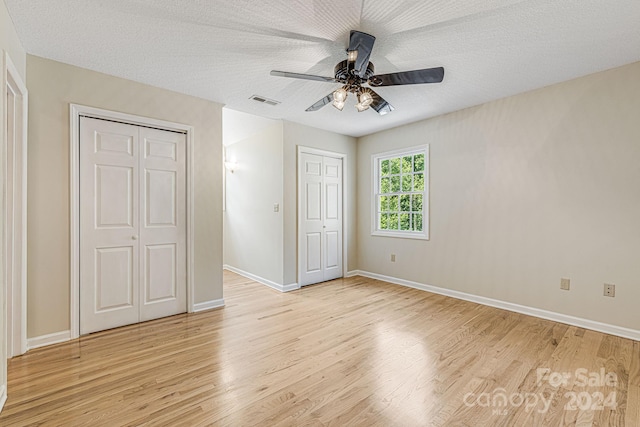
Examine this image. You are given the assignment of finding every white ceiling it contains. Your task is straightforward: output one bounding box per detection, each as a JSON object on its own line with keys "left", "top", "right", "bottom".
{"left": 5, "top": 0, "right": 640, "bottom": 137}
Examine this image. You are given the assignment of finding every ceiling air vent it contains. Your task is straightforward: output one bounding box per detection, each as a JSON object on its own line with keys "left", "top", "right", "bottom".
{"left": 250, "top": 95, "right": 280, "bottom": 106}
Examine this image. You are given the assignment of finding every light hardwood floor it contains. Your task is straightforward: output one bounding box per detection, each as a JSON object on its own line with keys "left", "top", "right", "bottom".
{"left": 1, "top": 271, "right": 638, "bottom": 426}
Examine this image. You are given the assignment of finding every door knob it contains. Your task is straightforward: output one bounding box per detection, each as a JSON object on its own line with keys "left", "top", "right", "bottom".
{"left": 132, "top": 235, "right": 138, "bottom": 240}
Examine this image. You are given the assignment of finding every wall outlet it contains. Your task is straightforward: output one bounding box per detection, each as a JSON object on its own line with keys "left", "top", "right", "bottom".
{"left": 273, "top": 203, "right": 279, "bottom": 212}
{"left": 390, "top": 254, "right": 396, "bottom": 262}
{"left": 604, "top": 283, "right": 615, "bottom": 297}
{"left": 560, "top": 278, "right": 570, "bottom": 291}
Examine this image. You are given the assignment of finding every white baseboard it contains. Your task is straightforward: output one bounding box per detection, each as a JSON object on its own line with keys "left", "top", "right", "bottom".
{"left": 224, "top": 265, "right": 300, "bottom": 293}
{"left": 345, "top": 270, "right": 360, "bottom": 278}
{"left": 353, "top": 270, "right": 640, "bottom": 342}
{"left": 0, "top": 384, "right": 6, "bottom": 413}
{"left": 193, "top": 298, "right": 225, "bottom": 312}
{"left": 27, "top": 330, "right": 71, "bottom": 351}
{"left": 282, "top": 282, "right": 301, "bottom": 292}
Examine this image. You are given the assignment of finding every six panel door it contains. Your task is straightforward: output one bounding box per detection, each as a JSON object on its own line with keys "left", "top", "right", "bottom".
{"left": 299, "top": 152, "right": 343, "bottom": 286}
{"left": 79, "top": 117, "right": 186, "bottom": 335}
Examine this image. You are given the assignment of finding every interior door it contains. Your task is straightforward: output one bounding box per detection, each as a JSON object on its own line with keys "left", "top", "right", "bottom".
{"left": 80, "top": 118, "right": 140, "bottom": 334}
{"left": 322, "top": 156, "right": 343, "bottom": 282}
{"left": 139, "top": 127, "right": 186, "bottom": 322}
{"left": 299, "top": 151, "right": 343, "bottom": 286}
{"left": 80, "top": 117, "right": 186, "bottom": 335}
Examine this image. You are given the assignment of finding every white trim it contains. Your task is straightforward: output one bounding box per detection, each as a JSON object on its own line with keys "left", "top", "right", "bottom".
{"left": 193, "top": 299, "right": 225, "bottom": 313}
{"left": 69, "top": 104, "right": 196, "bottom": 339}
{"left": 371, "top": 144, "right": 429, "bottom": 240}
{"left": 345, "top": 270, "right": 360, "bottom": 278}
{"left": 224, "top": 265, "right": 300, "bottom": 293}
{"left": 3, "top": 52, "right": 28, "bottom": 357}
{"left": 0, "top": 384, "right": 6, "bottom": 413}
{"left": 27, "top": 330, "right": 72, "bottom": 350}
{"left": 297, "top": 146, "right": 348, "bottom": 287}
{"left": 352, "top": 270, "right": 640, "bottom": 342}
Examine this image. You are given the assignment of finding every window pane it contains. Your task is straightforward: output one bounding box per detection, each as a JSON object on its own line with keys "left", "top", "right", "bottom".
{"left": 414, "top": 173, "right": 424, "bottom": 191}
{"left": 391, "top": 176, "right": 401, "bottom": 192}
{"left": 402, "top": 156, "right": 412, "bottom": 173}
{"left": 390, "top": 157, "right": 401, "bottom": 174}
{"left": 400, "top": 195, "right": 411, "bottom": 212}
{"left": 414, "top": 153, "right": 425, "bottom": 172}
{"left": 400, "top": 213, "right": 411, "bottom": 230}
{"left": 379, "top": 195, "right": 389, "bottom": 212}
{"left": 381, "top": 159, "right": 390, "bottom": 176}
{"left": 413, "top": 214, "right": 423, "bottom": 231}
{"left": 380, "top": 177, "right": 390, "bottom": 193}
{"left": 401, "top": 174, "right": 412, "bottom": 192}
{"left": 412, "top": 194, "right": 423, "bottom": 212}
{"left": 389, "top": 195, "right": 399, "bottom": 211}
{"left": 379, "top": 213, "right": 389, "bottom": 230}
{"left": 389, "top": 213, "right": 399, "bottom": 230}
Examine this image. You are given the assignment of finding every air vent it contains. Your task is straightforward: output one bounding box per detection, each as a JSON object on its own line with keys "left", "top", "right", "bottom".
{"left": 250, "top": 95, "right": 281, "bottom": 106}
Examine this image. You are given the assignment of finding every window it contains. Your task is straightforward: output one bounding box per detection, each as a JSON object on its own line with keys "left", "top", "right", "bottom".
{"left": 372, "top": 145, "right": 429, "bottom": 239}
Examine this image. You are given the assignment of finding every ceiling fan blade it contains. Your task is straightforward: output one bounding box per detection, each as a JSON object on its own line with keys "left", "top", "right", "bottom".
{"left": 270, "top": 70, "right": 338, "bottom": 83}
{"left": 348, "top": 30, "right": 376, "bottom": 78}
{"left": 306, "top": 92, "right": 334, "bottom": 112}
{"left": 369, "top": 90, "right": 395, "bottom": 115}
{"left": 368, "top": 67, "right": 445, "bottom": 87}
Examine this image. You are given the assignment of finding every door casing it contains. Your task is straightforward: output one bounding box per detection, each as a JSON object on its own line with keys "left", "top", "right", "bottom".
{"left": 70, "top": 104, "right": 195, "bottom": 340}
{"left": 297, "top": 146, "right": 348, "bottom": 286}
{"left": 3, "top": 52, "right": 28, "bottom": 357}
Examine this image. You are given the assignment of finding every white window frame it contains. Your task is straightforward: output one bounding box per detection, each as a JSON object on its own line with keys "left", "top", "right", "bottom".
{"left": 371, "top": 145, "right": 429, "bottom": 240}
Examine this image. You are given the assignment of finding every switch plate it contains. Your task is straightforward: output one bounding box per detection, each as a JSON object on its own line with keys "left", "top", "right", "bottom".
{"left": 604, "top": 283, "right": 615, "bottom": 297}
{"left": 560, "top": 278, "right": 570, "bottom": 291}
{"left": 391, "top": 254, "right": 396, "bottom": 262}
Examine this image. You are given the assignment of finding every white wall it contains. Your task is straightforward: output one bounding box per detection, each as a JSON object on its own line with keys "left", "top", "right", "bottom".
{"left": 357, "top": 61, "right": 640, "bottom": 332}
{"left": 224, "top": 122, "right": 285, "bottom": 284}
{"left": 283, "top": 122, "right": 357, "bottom": 285}
{"left": 224, "top": 119, "right": 356, "bottom": 288}
{"left": 0, "top": 0, "right": 26, "bottom": 410}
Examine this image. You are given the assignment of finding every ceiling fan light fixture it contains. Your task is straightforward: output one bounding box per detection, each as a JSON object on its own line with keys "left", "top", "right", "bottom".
{"left": 355, "top": 102, "right": 369, "bottom": 112}
{"left": 333, "top": 100, "right": 345, "bottom": 111}
{"left": 347, "top": 50, "right": 358, "bottom": 62}
{"left": 359, "top": 91, "right": 373, "bottom": 107}
{"left": 333, "top": 87, "right": 348, "bottom": 103}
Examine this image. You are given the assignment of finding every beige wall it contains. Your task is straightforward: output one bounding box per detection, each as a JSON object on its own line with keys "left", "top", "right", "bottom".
{"left": 26, "top": 55, "right": 223, "bottom": 338}
{"left": 357, "top": 61, "right": 640, "bottom": 331}
{"left": 283, "top": 122, "right": 357, "bottom": 285}
{"left": 1, "top": 2, "right": 25, "bottom": 79}
{"left": 1, "top": 0, "right": 25, "bottom": 405}
{"left": 224, "top": 122, "right": 285, "bottom": 284}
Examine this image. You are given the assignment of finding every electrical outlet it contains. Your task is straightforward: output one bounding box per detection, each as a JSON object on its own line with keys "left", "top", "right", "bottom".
{"left": 390, "top": 254, "right": 396, "bottom": 262}
{"left": 604, "top": 283, "right": 615, "bottom": 297}
{"left": 560, "top": 278, "right": 570, "bottom": 291}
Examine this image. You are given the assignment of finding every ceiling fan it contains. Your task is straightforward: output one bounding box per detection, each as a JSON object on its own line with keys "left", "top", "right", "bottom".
{"left": 270, "top": 30, "right": 445, "bottom": 115}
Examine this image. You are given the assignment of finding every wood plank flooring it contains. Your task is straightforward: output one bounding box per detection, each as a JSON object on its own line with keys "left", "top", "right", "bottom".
{"left": 1, "top": 271, "right": 638, "bottom": 426}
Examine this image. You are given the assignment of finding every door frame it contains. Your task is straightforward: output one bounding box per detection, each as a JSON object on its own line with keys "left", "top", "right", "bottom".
{"left": 297, "top": 146, "right": 347, "bottom": 286}
{"left": 3, "top": 52, "right": 28, "bottom": 357}
{"left": 70, "top": 104, "right": 195, "bottom": 339}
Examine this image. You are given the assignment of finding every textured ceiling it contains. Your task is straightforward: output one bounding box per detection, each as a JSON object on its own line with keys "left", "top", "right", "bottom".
{"left": 5, "top": 0, "right": 640, "bottom": 137}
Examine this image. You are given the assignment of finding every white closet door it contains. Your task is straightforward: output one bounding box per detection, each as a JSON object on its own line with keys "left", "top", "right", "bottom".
{"left": 80, "top": 118, "right": 140, "bottom": 334}
{"left": 139, "top": 127, "right": 186, "bottom": 322}
{"left": 299, "top": 152, "right": 343, "bottom": 286}
{"left": 80, "top": 118, "right": 186, "bottom": 334}
{"left": 322, "top": 156, "right": 342, "bottom": 282}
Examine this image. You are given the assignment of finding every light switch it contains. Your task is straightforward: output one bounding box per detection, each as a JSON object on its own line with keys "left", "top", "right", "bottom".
{"left": 274, "top": 203, "right": 279, "bottom": 212}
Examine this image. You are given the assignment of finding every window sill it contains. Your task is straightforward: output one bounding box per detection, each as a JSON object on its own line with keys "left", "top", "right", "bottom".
{"left": 371, "top": 230, "right": 429, "bottom": 240}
